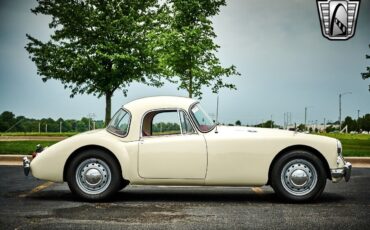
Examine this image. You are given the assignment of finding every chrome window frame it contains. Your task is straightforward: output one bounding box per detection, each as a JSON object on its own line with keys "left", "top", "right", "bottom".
{"left": 188, "top": 102, "right": 216, "bottom": 133}
{"left": 140, "top": 108, "right": 199, "bottom": 139}
{"left": 106, "top": 108, "right": 132, "bottom": 138}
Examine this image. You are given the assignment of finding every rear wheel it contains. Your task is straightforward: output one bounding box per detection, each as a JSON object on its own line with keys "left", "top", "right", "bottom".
{"left": 271, "top": 150, "right": 327, "bottom": 202}
{"left": 66, "top": 149, "right": 121, "bottom": 200}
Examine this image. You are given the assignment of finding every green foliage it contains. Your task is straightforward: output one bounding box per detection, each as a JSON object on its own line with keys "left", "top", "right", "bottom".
{"left": 25, "top": 0, "right": 164, "bottom": 124}
{"left": 342, "top": 114, "right": 370, "bottom": 132}
{"left": 325, "top": 125, "right": 335, "bottom": 133}
{"left": 255, "top": 120, "right": 274, "bottom": 128}
{"left": 361, "top": 44, "right": 370, "bottom": 91}
{"left": 343, "top": 116, "right": 357, "bottom": 131}
{"left": 297, "top": 124, "right": 306, "bottom": 131}
{"left": 0, "top": 111, "right": 16, "bottom": 131}
{"left": 0, "top": 111, "right": 103, "bottom": 132}
{"left": 157, "top": 0, "right": 240, "bottom": 98}
{"left": 235, "top": 120, "right": 241, "bottom": 126}
{"left": 0, "top": 132, "right": 77, "bottom": 137}
{"left": 152, "top": 122, "right": 180, "bottom": 133}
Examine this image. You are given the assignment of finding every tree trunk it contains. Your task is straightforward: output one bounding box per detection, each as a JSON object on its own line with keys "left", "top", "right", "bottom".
{"left": 188, "top": 72, "right": 193, "bottom": 98}
{"left": 105, "top": 91, "right": 113, "bottom": 126}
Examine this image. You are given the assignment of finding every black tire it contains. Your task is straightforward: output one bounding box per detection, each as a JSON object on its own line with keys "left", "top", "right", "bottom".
{"left": 270, "top": 150, "right": 327, "bottom": 202}
{"left": 66, "top": 149, "right": 122, "bottom": 201}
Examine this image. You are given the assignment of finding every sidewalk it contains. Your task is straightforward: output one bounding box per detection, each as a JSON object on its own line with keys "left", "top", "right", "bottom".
{"left": 1, "top": 155, "right": 369, "bottom": 168}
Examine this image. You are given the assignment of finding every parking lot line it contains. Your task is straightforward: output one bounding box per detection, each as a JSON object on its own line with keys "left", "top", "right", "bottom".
{"left": 251, "top": 187, "right": 264, "bottom": 194}
{"left": 18, "top": 181, "right": 54, "bottom": 198}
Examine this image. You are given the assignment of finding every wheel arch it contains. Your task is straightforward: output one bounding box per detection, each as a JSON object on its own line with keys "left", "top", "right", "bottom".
{"left": 63, "top": 145, "right": 125, "bottom": 182}
{"left": 267, "top": 145, "right": 331, "bottom": 185}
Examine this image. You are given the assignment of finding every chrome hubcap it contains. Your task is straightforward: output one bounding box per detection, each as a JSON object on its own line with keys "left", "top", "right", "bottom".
{"left": 85, "top": 168, "right": 102, "bottom": 185}
{"left": 76, "top": 158, "right": 111, "bottom": 195}
{"left": 281, "top": 159, "right": 317, "bottom": 196}
{"left": 290, "top": 169, "right": 308, "bottom": 186}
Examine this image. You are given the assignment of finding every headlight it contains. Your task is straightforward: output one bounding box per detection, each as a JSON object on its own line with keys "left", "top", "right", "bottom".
{"left": 337, "top": 140, "right": 343, "bottom": 157}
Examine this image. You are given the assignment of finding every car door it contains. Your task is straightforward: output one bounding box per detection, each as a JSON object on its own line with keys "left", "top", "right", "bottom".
{"left": 138, "top": 109, "right": 207, "bottom": 179}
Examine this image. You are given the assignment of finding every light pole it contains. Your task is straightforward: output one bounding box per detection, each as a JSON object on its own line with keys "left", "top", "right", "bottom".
{"left": 304, "top": 106, "right": 313, "bottom": 131}
{"left": 87, "top": 113, "right": 96, "bottom": 130}
{"left": 304, "top": 107, "right": 307, "bottom": 130}
{"left": 357, "top": 109, "right": 360, "bottom": 132}
{"left": 271, "top": 114, "right": 273, "bottom": 128}
{"left": 339, "top": 92, "right": 352, "bottom": 131}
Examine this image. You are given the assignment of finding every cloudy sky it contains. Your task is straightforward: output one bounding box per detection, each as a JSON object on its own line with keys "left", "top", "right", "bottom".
{"left": 0, "top": 0, "right": 369, "bottom": 125}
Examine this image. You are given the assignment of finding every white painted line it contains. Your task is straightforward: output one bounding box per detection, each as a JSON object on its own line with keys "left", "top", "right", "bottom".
{"left": 251, "top": 187, "right": 264, "bottom": 194}
{"left": 19, "top": 181, "right": 54, "bottom": 198}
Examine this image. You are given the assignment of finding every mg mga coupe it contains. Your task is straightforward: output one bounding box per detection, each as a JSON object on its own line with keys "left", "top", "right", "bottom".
{"left": 23, "top": 96, "right": 351, "bottom": 201}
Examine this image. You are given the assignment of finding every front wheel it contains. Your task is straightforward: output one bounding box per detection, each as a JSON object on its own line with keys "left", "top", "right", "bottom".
{"left": 66, "top": 149, "right": 121, "bottom": 200}
{"left": 270, "top": 150, "right": 327, "bottom": 202}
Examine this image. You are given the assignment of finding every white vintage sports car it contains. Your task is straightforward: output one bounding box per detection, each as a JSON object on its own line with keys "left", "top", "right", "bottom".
{"left": 23, "top": 96, "right": 351, "bottom": 201}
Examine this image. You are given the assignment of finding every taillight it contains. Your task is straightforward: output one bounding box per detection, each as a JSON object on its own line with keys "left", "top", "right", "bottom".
{"left": 32, "top": 144, "right": 44, "bottom": 159}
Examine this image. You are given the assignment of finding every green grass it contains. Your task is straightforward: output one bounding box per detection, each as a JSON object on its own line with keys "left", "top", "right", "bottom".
{"left": 0, "top": 133, "right": 369, "bottom": 156}
{"left": 0, "top": 141, "right": 58, "bottom": 155}
{"left": 0, "top": 132, "right": 78, "bottom": 137}
{"left": 318, "top": 133, "right": 370, "bottom": 157}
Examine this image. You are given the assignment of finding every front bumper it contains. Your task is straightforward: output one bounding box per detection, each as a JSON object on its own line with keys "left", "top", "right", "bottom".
{"left": 331, "top": 161, "right": 352, "bottom": 183}
{"left": 23, "top": 157, "right": 31, "bottom": 176}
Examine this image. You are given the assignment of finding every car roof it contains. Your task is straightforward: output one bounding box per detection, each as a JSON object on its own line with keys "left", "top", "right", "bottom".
{"left": 121, "top": 96, "right": 198, "bottom": 141}
{"left": 123, "top": 96, "right": 197, "bottom": 112}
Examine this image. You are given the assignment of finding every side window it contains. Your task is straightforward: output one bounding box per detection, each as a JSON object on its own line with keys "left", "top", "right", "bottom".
{"left": 151, "top": 111, "right": 181, "bottom": 136}
{"left": 107, "top": 109, "right": 130, "bottom": 136}
{"left": 179, "top": 111, "right": 196, "bottom": 134}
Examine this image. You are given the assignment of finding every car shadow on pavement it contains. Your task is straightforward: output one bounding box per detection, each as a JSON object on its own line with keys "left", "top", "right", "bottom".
{"left": 25, "top": 187, "right": 347, "bottom": 204}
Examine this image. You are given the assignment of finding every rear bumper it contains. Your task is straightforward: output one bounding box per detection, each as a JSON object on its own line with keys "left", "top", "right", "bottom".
{"left": 331, "top": 161, "right": 352, "bottom": 183}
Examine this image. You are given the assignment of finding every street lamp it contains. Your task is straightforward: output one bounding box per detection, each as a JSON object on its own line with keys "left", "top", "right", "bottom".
{"left": 339, "top": 92, "right": 352, "bottom": 131}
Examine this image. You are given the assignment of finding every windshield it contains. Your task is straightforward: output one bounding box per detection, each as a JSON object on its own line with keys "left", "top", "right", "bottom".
{"left": 190, "top": 103, "right": 215, "bottom": 132}
{"left": 107, "top": 109, "right": 130, "bottom": 136}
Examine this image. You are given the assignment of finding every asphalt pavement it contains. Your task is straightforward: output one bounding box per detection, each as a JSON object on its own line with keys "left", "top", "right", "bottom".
{"left": 0, "top": 166, "right": 369, "bottom": 229}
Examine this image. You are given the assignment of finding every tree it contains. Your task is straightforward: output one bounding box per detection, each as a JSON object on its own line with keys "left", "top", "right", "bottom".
{"left": 359, "top": 114, "right": 370, "bottom": 131}
{"left": 361, "top": 44, "right": 370, "bottom": 91}
{"left": 235, "top": 120, "right": 241, "bottom": 126}
{"left": 26, "top": 0, "right": 163, "bottom": 125}
{"left": 158, "top": 0, "right": 240, "bottom": 98}
{"left": 297, "top": 124, "right": 306, "bottom": 131}
{"left": 0, "top": 111, "right": 16, "bottom": 132}
{"left": 256, "top": 120, "right": 274, "bottom": 128}
{"left": 342, "top": 116, "right": 357, "bottom": 132}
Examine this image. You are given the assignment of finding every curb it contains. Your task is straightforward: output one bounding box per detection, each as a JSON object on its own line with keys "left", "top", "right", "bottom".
{"left": 344, "top": 157, "right": 370, "bottom": 164}
{"left": 0, "top": 155, "right": 31, "bottom": 166}
{"left": 0, "top": 155, "right": 32, "bottom": 162}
